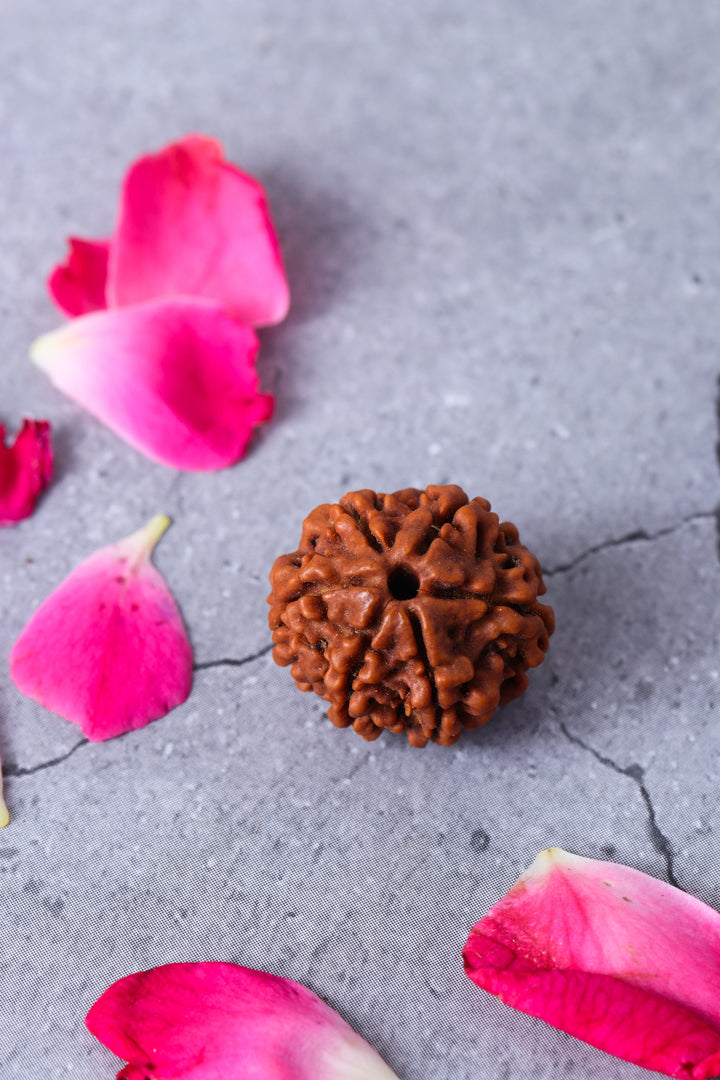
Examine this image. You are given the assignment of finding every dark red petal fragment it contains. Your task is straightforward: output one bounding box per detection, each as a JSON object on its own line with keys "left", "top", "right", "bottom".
{"left": 48, "top": 237, "right": 110, "bottom": 317}
{"left": 0, "top": 419, "right": 53, "bottom": 525}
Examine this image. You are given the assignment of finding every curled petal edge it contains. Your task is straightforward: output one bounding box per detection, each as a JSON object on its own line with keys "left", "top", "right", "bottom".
{"left": 464, "top": 848, "right": 720, "bottom": 1080}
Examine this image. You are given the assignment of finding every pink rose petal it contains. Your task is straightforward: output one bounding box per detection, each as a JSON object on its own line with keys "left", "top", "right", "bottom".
{"left": 464, "top": 847, "right": 720, "bottom": 1080}
{"left": 10, "top": 515, "right": 192, "bottom": 741}
{"left": 30, "top": 298, "right": 273, "bottom": 471}
{"left": 108, "top": 134, "right": 289, "bottom": 327}
{"left": 86, "top": 962, "right": 400, "bottom": 1080}
{"left": 48, "top": 237, "right": 110, "bottom": 317}
{"left": 0, "top": 419, "right": 53, "bottom": 525}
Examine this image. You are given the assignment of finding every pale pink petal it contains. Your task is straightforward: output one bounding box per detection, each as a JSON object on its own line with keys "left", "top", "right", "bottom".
{"left": 10, "top": 515, "right": 192, "bottom": 741}
{"left": 86, "top": 962, "right": 400, "bottom": 1080}
{"left": 108, "top": 134, "right": 289, "bottom": 327}
{"left": 0, "top": 419, "right": 53, "bottom": 526}
{"left": 0, "top": 761, "right": 8, "bottom": 828}
{"left": 30, "top": 298, "right": 273, "bottom": 471}
{"left": 464, "top": 847, "right": 720, "bottom": 1080}
{"left": 48, "top": 237, "right": 110, "bottom": 317}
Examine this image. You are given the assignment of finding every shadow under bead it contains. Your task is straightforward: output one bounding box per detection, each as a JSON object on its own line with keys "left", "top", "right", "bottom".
{"left": 267, "top": 485, "right": 554, "bottom": 748}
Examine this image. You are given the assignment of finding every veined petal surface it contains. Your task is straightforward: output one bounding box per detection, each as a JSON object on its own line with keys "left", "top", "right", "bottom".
{"left": 464, "top": 847, "right": 720, "bottom": 1080}
{"left": 48, "top": 237, "right": 110, "bottom": 317}
{"left": 10, "top": 515, "right": 192, "bottom": 740}
{"left": 31, "top": 298, "right": 272, "bottom": 471}
{"left": 108, "top": 134, "right": 289, "bottom": 326}
{"left": 86, "top": 962, "right": 401, "bottom": 1080}
{"left": 0, "top": 419, "right": 53, "bottom": 525}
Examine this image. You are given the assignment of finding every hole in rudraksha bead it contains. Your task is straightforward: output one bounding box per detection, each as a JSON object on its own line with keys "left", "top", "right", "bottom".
{"left": 388, "top": 565, "right": 420, "bottom": 600}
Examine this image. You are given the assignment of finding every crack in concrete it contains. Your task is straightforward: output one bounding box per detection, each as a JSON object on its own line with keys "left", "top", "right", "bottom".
{"left": 544, "top": 510, "right": 716, "bottom": 579}
{"left": 424, "top": 977, "right": 448, "bottom": 1001}
{"left": 4, "top": 737, "right": 89, "bottom": 780}
{"left": 193, "top": 643, "right": 273, "bottom": 671}
{"left": 3, "top": 645, "right": 274, "bottom": 780}
{"left": 340, "top": 754, "right": 369, "bottom": 785}
{"left": 559, "top": 722, "right": 678, "bottom": 887}
{"left": 397, "top": 849, "right": 432, "bottom": 888}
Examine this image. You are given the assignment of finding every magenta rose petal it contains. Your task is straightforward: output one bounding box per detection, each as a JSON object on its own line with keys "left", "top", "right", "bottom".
{"left": 86, "top": 962, "right": 400, "bottom": 1080}
{"left": 48, "top": 237, "right": 111, "bottom": 317}
{"left": 30, "top": 298, "right": 272, "bottom": 471}
{"left": 107, "top": 134, "right": 289, "bottom": 327}
{"left": 0, "top": 419, "right": 53, "bottom": 526}
{"left": 463, "top": 847, "right": 720, "bottom": 1080}
{"left": 10, "top": 514, "right": 192, "bottom": 741}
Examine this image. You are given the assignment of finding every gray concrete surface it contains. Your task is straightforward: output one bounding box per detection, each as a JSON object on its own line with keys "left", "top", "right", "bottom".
{"left": 2, "top": 1, "right": 720, "bottom": 1077}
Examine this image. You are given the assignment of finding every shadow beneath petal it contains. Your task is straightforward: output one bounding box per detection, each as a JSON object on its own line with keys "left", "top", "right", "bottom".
{"left": 248, "top": 166, "right": 374, "bottom": 428}
{"left": 261, "top": 165, "right": 371, "bottom": 326}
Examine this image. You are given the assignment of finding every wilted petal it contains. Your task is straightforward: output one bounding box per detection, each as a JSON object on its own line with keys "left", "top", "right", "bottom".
{"left": 10, "top": 515, "right": 192, "bottom": 740}
{"left": 108, "top": 134, "right": 289, "bottom": 326}
{"left": 86, "top": 962, "right": 400, "bottom": 1080}
{"left": 48, "top": 237, "right": 110, "bottom": 317}
{"left": 464, "top": 847, "right": 720, "bottom": 1080}
{"left": 0, "top": 419, "right": 53, "bottom": 525}
{"left": 31, "top": 298, "right": 272, "bottom": 471}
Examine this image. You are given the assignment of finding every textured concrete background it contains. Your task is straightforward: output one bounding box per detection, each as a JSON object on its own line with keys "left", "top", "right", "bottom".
{"left": 1, "top": 1, "right": 720, "bottom": 1077}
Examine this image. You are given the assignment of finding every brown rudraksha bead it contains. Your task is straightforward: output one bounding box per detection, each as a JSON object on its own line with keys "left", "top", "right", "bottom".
{"left": 267, "top": 485, "right": 554, "bottom": 748}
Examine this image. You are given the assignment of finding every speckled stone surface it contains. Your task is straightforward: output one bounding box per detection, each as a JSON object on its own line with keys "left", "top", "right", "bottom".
{"left": 1, "top": 2, "right": 720, "bottom": 1078}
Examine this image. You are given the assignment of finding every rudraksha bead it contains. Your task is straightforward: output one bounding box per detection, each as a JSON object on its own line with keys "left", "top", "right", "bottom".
{"left": 267, "top": 485, "right": 554, "bottom": 748}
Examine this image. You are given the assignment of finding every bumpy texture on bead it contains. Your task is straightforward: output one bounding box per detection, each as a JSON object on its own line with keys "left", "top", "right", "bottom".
{"left": 268, "top": 485, "right": 554, "bottom": 748}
